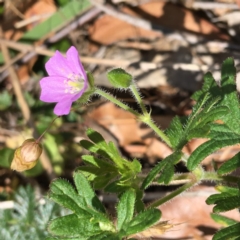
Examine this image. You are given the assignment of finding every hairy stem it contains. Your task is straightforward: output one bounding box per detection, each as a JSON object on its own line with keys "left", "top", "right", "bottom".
{"left": 129, "top": 84, "right": 148, "bottom": 115}
{"left": 147, "top": 180, "right": 195, "bottom": 208}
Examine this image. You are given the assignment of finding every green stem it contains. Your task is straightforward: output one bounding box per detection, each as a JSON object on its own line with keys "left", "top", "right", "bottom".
{"left": 147, "top": 181, "right": 195, "bottom": 208}
{"left": 95, "top": 88, "right": 172, "bottom": 147}
{"left": 36, "top": 116, "right": 60, "bottom": 143}
{"left": 95, "top": 88, "right": 141, "bottom": 117}
{"left": 130, "top": 84, "right": 148, "bottom": 115}
{"left": 143, "top": 118, "right": 172, "bottom": 147}
{"left": 203, "top": 172, "right": 240, "bottom": 183}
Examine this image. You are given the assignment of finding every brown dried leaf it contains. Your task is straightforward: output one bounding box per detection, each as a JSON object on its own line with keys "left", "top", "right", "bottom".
{"left": 88, "top": 14, "right": 162, "bottom": 45}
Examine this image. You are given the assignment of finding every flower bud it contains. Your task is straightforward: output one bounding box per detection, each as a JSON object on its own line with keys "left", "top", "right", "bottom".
{"left": 107, "top": 68, "right": 133, "bottom": 88}
{"left": 11, "top": 139, "right": 42, "bottom": 172}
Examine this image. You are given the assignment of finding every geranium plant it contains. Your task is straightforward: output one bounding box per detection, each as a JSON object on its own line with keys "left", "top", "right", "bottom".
{"left": 12, "top": 46, "right": 240, "bottom": 239}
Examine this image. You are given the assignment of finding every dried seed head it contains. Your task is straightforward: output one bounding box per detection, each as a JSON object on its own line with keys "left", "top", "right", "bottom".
{"left": 11, "top": 139, "right": 42, "bottom": 172}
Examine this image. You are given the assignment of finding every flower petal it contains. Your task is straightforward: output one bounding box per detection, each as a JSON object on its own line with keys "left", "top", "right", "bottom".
{"left": 40, "top": 76, "right": 69, "bottom": 102}
{"left": 45, "top": 51, "right": 72, "bottom": 77}
{"left": 66, "top": 46, "right": 87, "bottom": 80}
{"left": 53, "top": 100, "right": 73, "bottom": 116}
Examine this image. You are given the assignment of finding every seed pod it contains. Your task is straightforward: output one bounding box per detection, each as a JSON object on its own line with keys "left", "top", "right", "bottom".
{"left": 11, "top": 139, "right": 42, "bottom": 172}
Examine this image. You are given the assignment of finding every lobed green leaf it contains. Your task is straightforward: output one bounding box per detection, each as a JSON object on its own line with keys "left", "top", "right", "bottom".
{"left": 73, "top": 171, "right": 105, "bottom": 213}
{"left": 187, "top": 133, "right": 240, "bottom": 170}
{"left": 211, "top": 213, "right": 238, "bottom": 227}
{"left": 48, "top": 213, "right": 101, "bottom": 238}
{"left": 217, "top": 152, "right": 240, "bottom": 175}
{"left": 125, "top": 209, "right": 161, "bottom": 235}
{"left": 117, "top": 189, "right": 136, "bottom": 231}
{"left": 212, "top": 223, "right": 240, "bottom": 240}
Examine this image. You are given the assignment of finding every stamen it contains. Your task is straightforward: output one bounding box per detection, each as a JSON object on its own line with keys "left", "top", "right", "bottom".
{"left": 64, "top": 73, "right": 84, "bottom": 94}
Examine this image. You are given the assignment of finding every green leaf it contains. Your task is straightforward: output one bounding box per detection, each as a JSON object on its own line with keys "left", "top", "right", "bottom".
{"left": 21, "top": 0, "right": 91, "bottom": 41}
{"left": 212, "top": 223, "right": 240, "bottom": 240}
{"left": 218, "top": 152, "right": 240, "bottom": 175}
{"left": 125, "top": 209, "right": 161, "bottom": 235}
{"left": 192, "top": 72, "right": 219, "bottom": 101}
{"left": 0, "top": 90, "right": 12, "bottom": 110}
{"left": 86, "top": 128, "right": 107, "bottom": 149}
{"left": 165, "top": 116, "right": 184, "bottom": 149}
{"left": 187, "top": 125, "right": 210, "bottom": 139}
{"left": 195, "top": 106, "right": 229, "bottom": 128}
{"left": 117, "top": 189, "right": 136, "bottom": 231}
{"left": 157, "top": 162, "right": 174, "bottom": 184}
{"left": 206, "top": 192, "right": 233, "bottom": 205}
{"left": 94, "top": 232, "right": 121, "bottom": 240}
{"left": 105, "top": 180, "right": 129, "bottom": 193}
{"left": 220, "top": 58, "right": 240, "bottom": 131}
{"left": 141, "top": 151, "right": 182, "bottom": 189}
{"left": 0, "top": 147, "right": 14, "bottom": 168}
{"left": 49, "top": 179, "right": 91, "bottom": 217}
{"left": 81, "top": 155, "right": 114, "bottom": 169}
{"left": 141, "top": 160, "right": 167, "bottom": 190}
{"left": 80, "top": 139, "right": 99, "bottom": 153}
{"left": 73, "top": 171, "right": 105, "bottom": 213}
{"left": 211, "top": 213, "right": 238, "bottom": 227}
{"left": 215, "top": 185, "right": 239, "bottom": 195}
{"left": 212, "top": 196, "right": 240, "bottom": 213}
{"left": 187, "top": 132, "right": 240, "bottom": 171}
{"left": 48, "top": 213, "right": 101, "bottom": 238}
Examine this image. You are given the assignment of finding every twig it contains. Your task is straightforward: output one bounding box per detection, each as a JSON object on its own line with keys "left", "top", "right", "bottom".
{"left": 0, "top": 39, "right": 209, "bottom": 73}
{"left": 193, "top": 1, "right": 238, "bottom": 9}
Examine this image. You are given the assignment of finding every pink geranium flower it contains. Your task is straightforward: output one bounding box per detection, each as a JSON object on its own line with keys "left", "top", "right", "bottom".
{"left": 40, "top": 46, "right": 88, "bottom": 116}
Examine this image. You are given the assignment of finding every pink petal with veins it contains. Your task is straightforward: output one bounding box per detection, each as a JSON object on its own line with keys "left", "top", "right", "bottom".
{"left": 53, "top": 99, "right": 73, "bottom": 115}
{"left": 45, "top": 51, "right": 72, "bottom": 77}
{"left": 66, "top": 46, "right": 87, "bottom": 80}
{"left": 39, "top": 76, "right": 68, "bottom": 102}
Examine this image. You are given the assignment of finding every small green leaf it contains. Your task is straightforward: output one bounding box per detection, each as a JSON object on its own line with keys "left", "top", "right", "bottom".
{"left": 206, "top": 192, "right": 231, "bottom": 205}
{"left": 74, "top": 171, "right": 105, "bottom": 213}
{"left": 80, "top": 140, "right": 99, "bottom": 153}
{"left": 212, "top": 223, "right": 240, "bottom": 240}
{"left": 117, "top": 189, "right": 136, "bottom": 231}
{"left": 94, "top": 232, "right": 121, "bottom": 240}
{"left": 218, "top": 152, "right": 240, "bottom": 175}
{"left": 49, "top": 179, "right": 90, "bottom": 216}
{"left": 48, "top": 213, "right": 101, "bottom": 238}
{"left": 141, "top": 151, "right": 182, "bottom": 189}
{"left": 126, "top": 209, "right": 161, "bottom": 235}
{"left": 157, "top": 163, "right": 174, "bottom": 184}
{"left": 86, "top": 128, "right": 107, "bottom": 149}
{"left": 215, "top": 185, "right": 239, "bottom": 195}
{"left": 220, "top": 58, "right": 240, "bottom": 131}
{"left": 165, "top": 116, "right": 184, "bottom": 149}
{"left": 212, "top": 196, "right": 240, "bottom": 213}
{"left": 192, "top": 72, "right": 219, "bottom": 101}
{"left": 211, "top": 213, "right": 238, "bottom": 227}
{"left": 187, "top": 133, "right": 240, "bottom": 170}
{"left": 187, "top": 125, "right": 210, "bottom": 139}
{"left": 81, "top": 155, "right": 114, "bottom": 169}
{"left": 141, "top": 159, "right": 167, "bottom": 190}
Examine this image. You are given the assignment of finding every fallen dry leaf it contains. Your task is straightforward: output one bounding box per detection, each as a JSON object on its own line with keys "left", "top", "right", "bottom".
{"left": 88, "top": 14, "right": 162, "bottom": 45}
{"left": 88, "top": 102, "right": 152, "bottom": 146}
{"left": 159, "top": 185, "right": 239, "bottom": 239}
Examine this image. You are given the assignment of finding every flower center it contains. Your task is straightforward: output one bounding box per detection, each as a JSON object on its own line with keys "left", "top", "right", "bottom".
{"left": 64, "top": 73, "right": 84, "bottom": 94}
